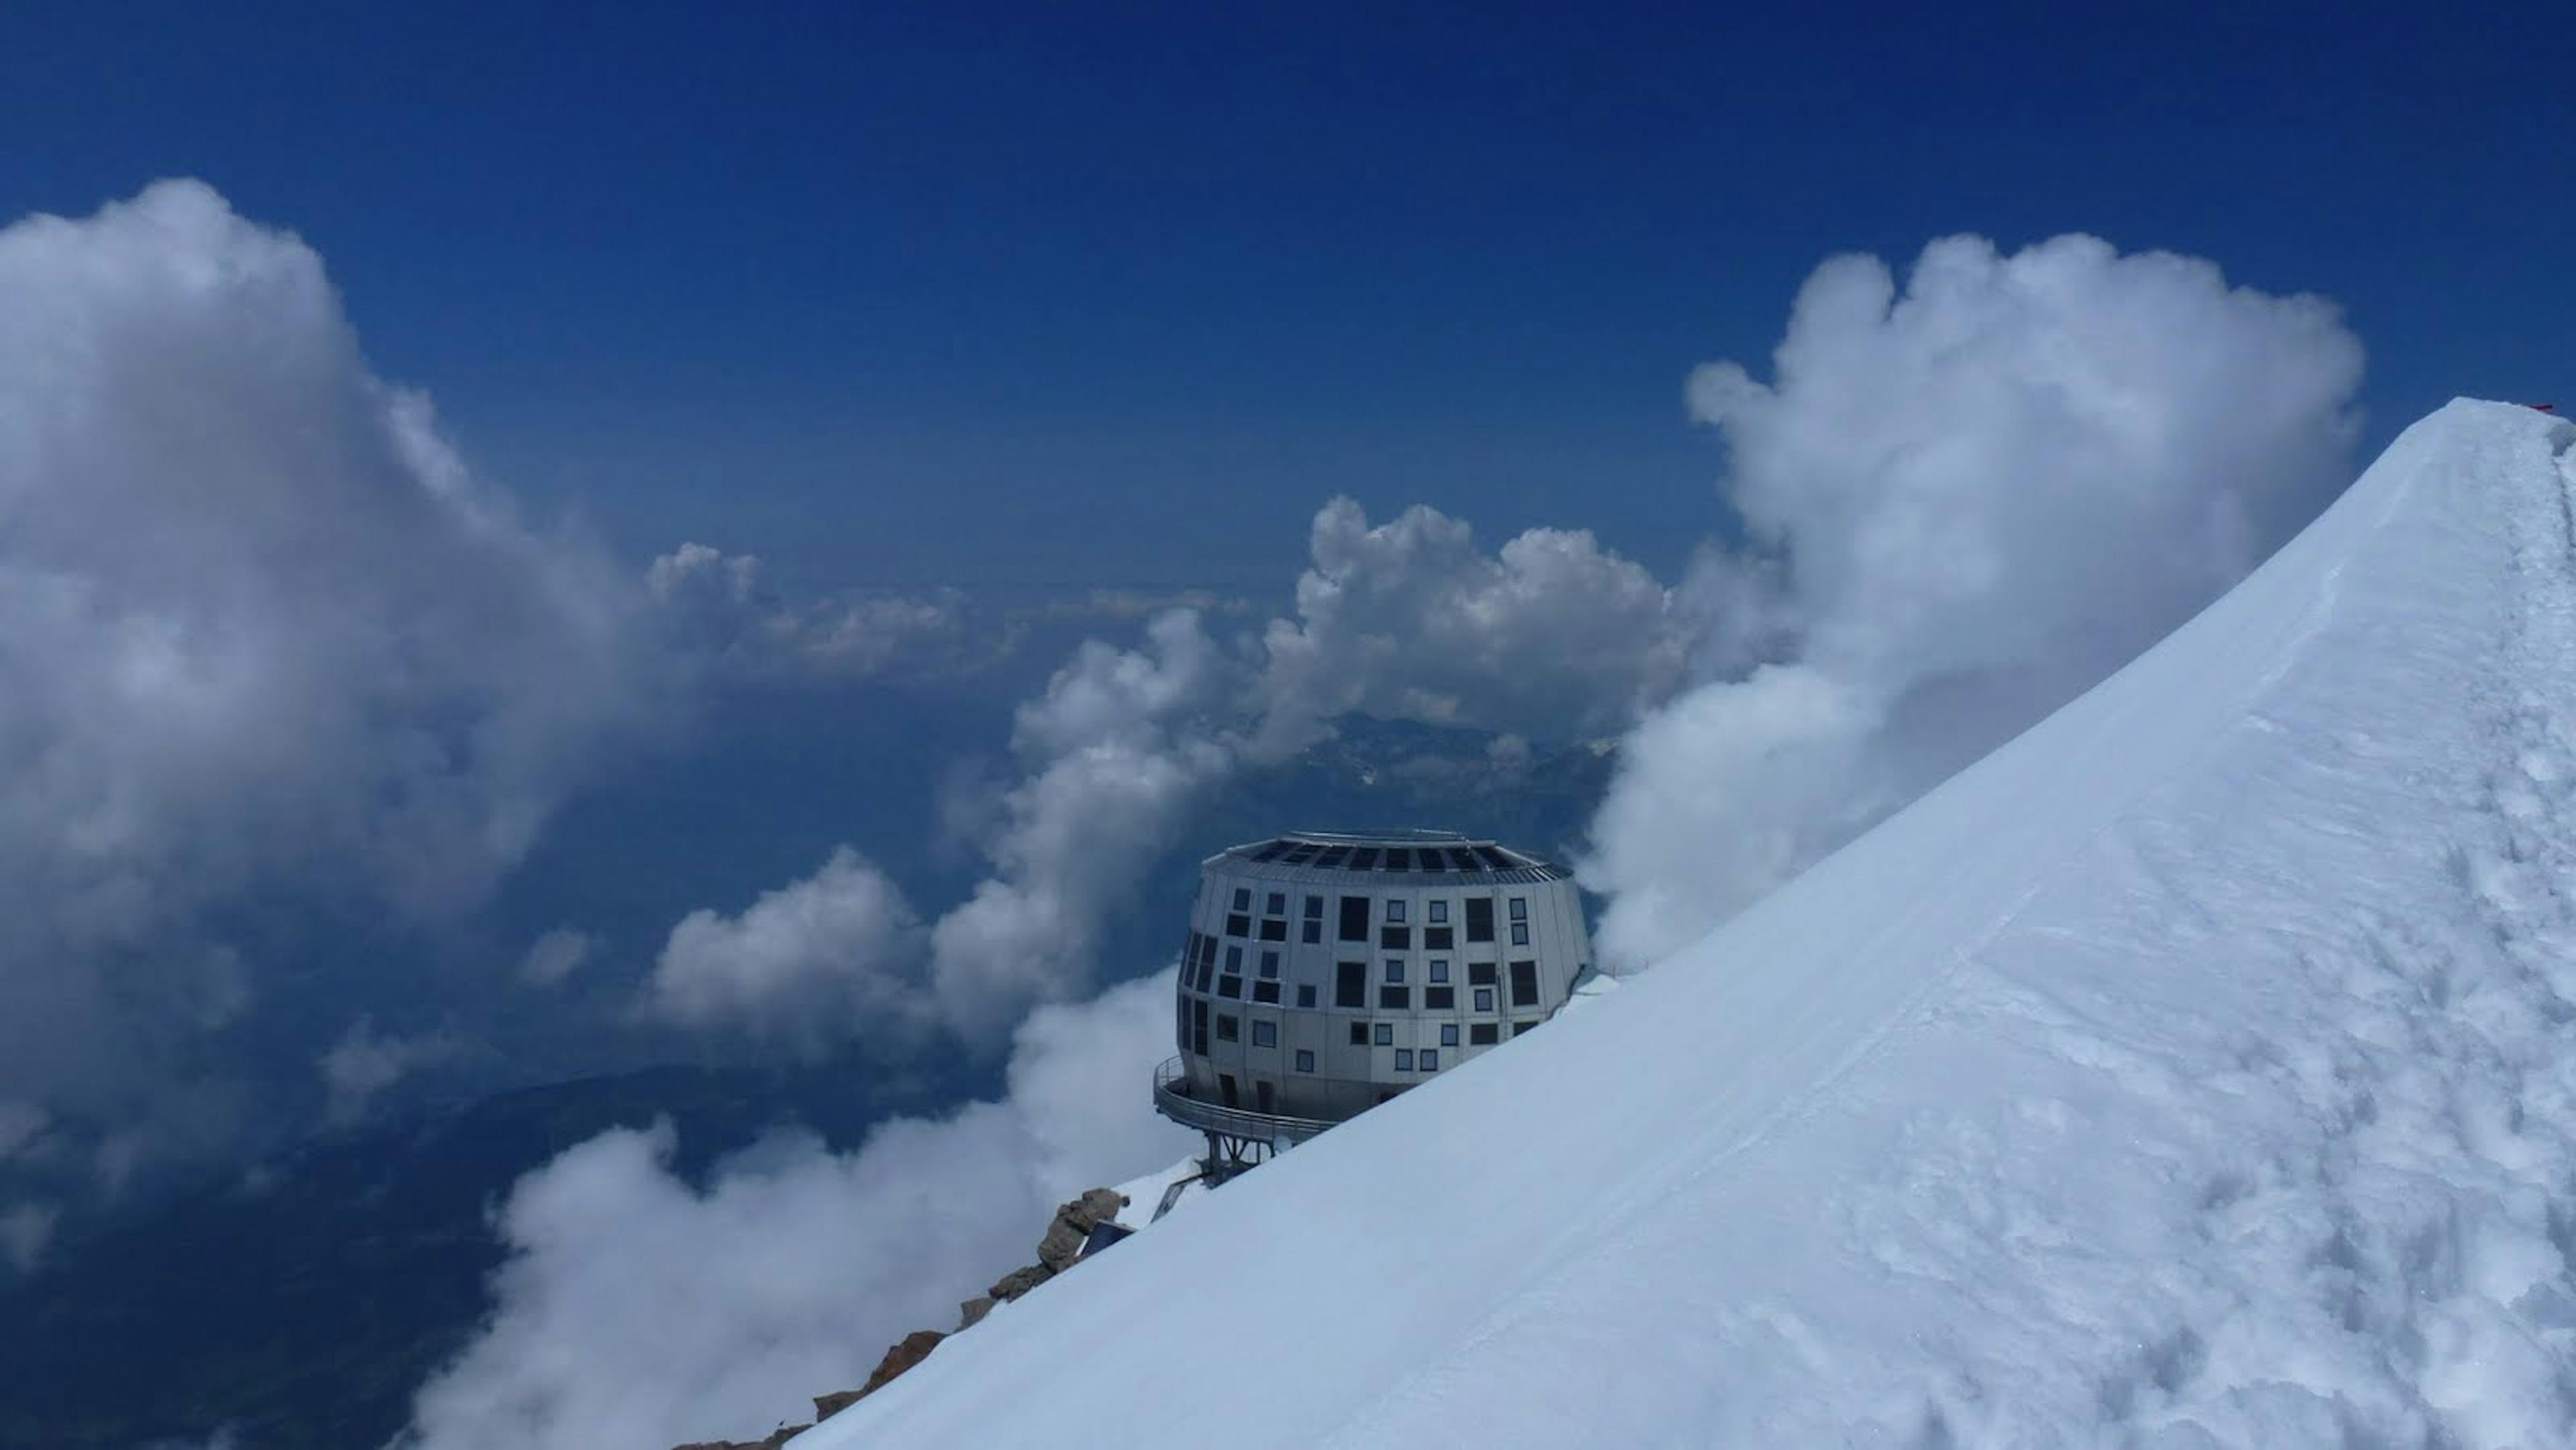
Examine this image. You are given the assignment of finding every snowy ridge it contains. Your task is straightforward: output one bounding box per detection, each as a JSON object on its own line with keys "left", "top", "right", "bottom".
{"left": 808, "top": 401, "right": 2576, "bottom": 1448}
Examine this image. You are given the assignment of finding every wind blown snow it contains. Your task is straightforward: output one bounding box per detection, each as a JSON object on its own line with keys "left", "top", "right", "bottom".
{"left": 806, "top": 401, "right": 2576, "bottom": 1449}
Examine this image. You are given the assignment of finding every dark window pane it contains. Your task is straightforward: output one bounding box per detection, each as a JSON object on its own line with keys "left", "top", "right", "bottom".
{"left": 1509, "top": 897, "right": 1527, "bottom": 921}
{"left": 1394, "top": 1049, "right": 1413, "bottom": 1070}
{"left": 1473, "top": 987, "right": 1495, "bottom": 1011}
{"left": 1470, "top": 962, "right": 1497, "bottom": 986}
{"left": 1510, "top": 960, "right": 1540, "bottom": 1007}
{"left": 1336, "top": 961, "right": 1366, "bottom": 1009}
{"left": 1420, "top": 1050, "right": 1438, "bottom": 1071}
{"left": 1470, "top": 1023, "right": 1499, "bottom": 1045}
{"left": 1383, "top": 960, "right": 1405, "bottom": 984}
{"left": 1252, "top": 981, "right": 1281, "bottom": 1004}
{"left": 1217, "top": 1014, "right": 1238, "bottom": 1042}
{"left": 1315, "top": 846, "right": 1350, "bottom": 869}
{"left": 1220, "top": 1074, "right": 1238, "bottom": 1106}
{"left": 1234, "top": 888, "right": 1252, "bottom": 911}
{"left": 1297, "top": 985, "right": 1318, "bottom": 1009}
{"left": 1339, "top": 896, "right": 1371, "bottom": 942}
{"left": 1193, "top": 1000, "right": 1209, "bottom": 1054}
{"left": 1295, "top": 1050, "right": 1315, "bottom": 1072}
{"left": 1266, "top": 892, "right": 1287, "bottom": 916}
{"left": 1380, "top": 926, "right": 1411, "bottom": 950}
{"left": 1428, "top": 960, "right": 1450, "bottom": 984}
{"left": 1303, "top": 895, "right": 1324, "bottom": 919}
{"left": 1388, "top": 848, "right": 1413, "bottom": 871}
{"left": 1428, "top": 900, "right": 1449, "bottom": 924}
{"left": 1466, "top": 898, "right": 1495, "bottom": 942}
{"left": 1350, "top": 847, "right": 1379, "bottom": 870}
{"left": 1175, "top": 1001, "right": 1187, "bottom": 1051}
{"left": 1257, "top": 1080, "right": 1274, "bottom": 1113}
{"left": 1301, "top": 921, "right": 1322, "bottom": 944}
{"left": 1374, "top": 1023, "right": 1393, "bottom": 1046}
{"left": 1252, "top": 1020, "right": 1276, "bottom": 1048}
{"left": 1226, "top": 944, "right": 1243, "bottom": 970}
{"left": 1385, "top": 899, "right": 1407, "bottom": 924}
{"left": 1426, "top": 986, "right": 1454, "bottom": 1009}
{"left": 1379, "top": 985, "right": 1409, "bottom": 1011}
{"left": 1425, "top": 926, "right": 1454, "bottom": 950}
{"left": 1349, "top": 1021, "right": 1368, "bottom": 1046}
{"left": 1226, "top": 913, "right": 1250, "bottom": 938}
{"left": 1258, "top": 950, "right": 1279, "bottom": 978}
{"left": 1259, "top": 917, "right": 1288, "bottom": 942}
{"left": 1511, "top": 923, "right": 1530, "bottom": 946}
{"left": 1441, "top": 1024, "right": 1459, "bottom": 1046}
{"left": 1513, "top": 1019, "right": 1538, "bottom": 1036}
{"left": 1218, "top": 974, "right": 1242, "bottom": 999}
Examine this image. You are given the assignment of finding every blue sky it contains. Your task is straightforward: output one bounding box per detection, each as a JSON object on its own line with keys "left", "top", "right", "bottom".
{"left": 5, "top": 2, "right": 2567, "bottom": 596}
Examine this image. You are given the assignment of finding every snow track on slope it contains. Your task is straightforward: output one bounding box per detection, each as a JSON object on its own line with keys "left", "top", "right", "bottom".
{"left": 808, "top": 404, "right": 2576, "bottom": 1450}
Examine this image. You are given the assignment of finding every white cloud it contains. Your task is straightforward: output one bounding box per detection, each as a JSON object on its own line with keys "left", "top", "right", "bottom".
{"left": 0, "top": 1200, "right": 60, "bottom": 1273}
{"left": 928, "top": 610, "right": 1236, "bottom": 1044}
{"left": 0, "top": 1099, "right": 52, "bottom": 1161}
{"left": 319, "top": 1017, "right": 464, "bottom": 1126}
{"left": 396, "top": 968, "right": 1192, "bottom": 1450}
{"left": 517, "top": 927, "right": 596, "bottom": 989}
{"left": 1587, "top": 233, "right": 2365, "bottom": 966}
{"left": 639, "top": 847, "right": 928, "bottom": 1052}
{"left": 0, "top": 180, "right": 650, "bottom": 1184}
{"left": 647, "top": 542, "right": 992, "bottom": 682}
{"left": 1250, "top": 500, "right": 1688, "bottom": 759}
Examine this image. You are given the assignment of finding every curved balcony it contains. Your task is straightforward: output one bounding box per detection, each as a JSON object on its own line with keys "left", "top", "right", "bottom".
{"left": 1151, "top": 1056, "right": 1340, "bottom": 1146}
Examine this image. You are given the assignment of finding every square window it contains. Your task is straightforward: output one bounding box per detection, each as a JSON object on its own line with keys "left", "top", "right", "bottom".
{"left": 1295, "top": 1049, "right": 1316, "bottom": 1072}
{"left": 1216, "top": 1014, "right": 1239, "bottom": 1042}
{"left": 1301, "top": 921, "right": 1323, "bottom": 945}
{"left": 1303, "top": 895, "right": 1324, "bottom": 919}
{"left": 1374, "top": 1023, "right": 1394, "bottom": 1046}
{"left": 1339, "top": 896, "right": 1372, "bottom": 942}
{"left": 1218, "top": 974, "right": 1242, "bottom": 999}
{"left": 1466, "top": 897, "right": 1495, "bottom": 943}
{"left": 1425, "top": 986, "right": 1454, "bottom": 1009}
{"left": 1394, "top": 1049, "right": 1413, "bottom": 1071}
{"left": 1259, "top": 917, "right": 1288, "bottom": 942}
{"left": 1226, "top": 913, "right": 1250, "bottom": 938}
{"left": 1420, "top": 1050, "right": 1438, "bottom": 1072}
{"left": 1297, "top": 985, "right": 1317, "bottom": 1009}
{"left": 1252, "top": 1020, "right": 1277, "bottom": 1048}
{"left": 1441, "top": 1023, "right": 1460, "bottom": 1047}
{"left": 1336, "top": 961, "right": 1366, "bottom": 1009}
{"left": 1428, "top": 960, "right": 1450, "bottom": 984}
{"left": 1266, "top": 891, "right": 1287, "bottom": 917}
{"left": 1226, "top": 944, "right": 1243, "bottom": 970}
{"left": 1511, "top": 960, "right": 1540, "bottom": 1007}
{"left": 1511, "top": 922, "right": 1530, "bottom": 946}
{"left": 1379, "top": 985, "right": 1410, "bottom": 1011}
{"left": 1349, "top": 1021, "right": 1368, "bottom": 1046}
{"left": 1385, "top": 899, "right": 1407, "bottom": 924}
{"left": 1514, "top": 1019, "right": 1538, "bottom": 1036}
{"left": 1380, "top": 925, "right": 1411, "bottom": 950}
{"left": 1234, "top": 888, "right": 1252, "bottom": 911}
{"left": 1259, "top": 950, "right": 1280, "bottom": 979}
{"left": 1383, "top": 959, "right": 1405, "bottom": 984}
{"left": 1474, "top": 987, "right": 1495, "bottom": 1012}
{"left": 1428, "top": 900, "right": 1449, "bottom": 924}
{"left": 1470, "top": 1023, "right": 1499, "bottom": 1045}
{"left": 1425, "top": 926, "right": 1454, "bottom": 950}
{"left": 1470, "top": 962, "right": 1497, "bottom": 986}
{"left": 1509, "top": 897, "right": 1528, "bottom": 922}
{"left": 1252, "top": 981, "right": 1281, "bottom": 1004}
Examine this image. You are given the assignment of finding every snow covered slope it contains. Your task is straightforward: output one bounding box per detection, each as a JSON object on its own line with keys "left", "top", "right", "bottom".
{"left": 808, "top": 401, "right": 2576, "bottom": 1448}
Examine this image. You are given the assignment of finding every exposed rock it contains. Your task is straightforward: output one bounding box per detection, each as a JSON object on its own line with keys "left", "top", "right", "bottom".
{"left": 957, "top": 1294, "right": 994, "bottom": 1329}
{"left": 812, "top": 1388, "right": 865, "bottom": 1423}
{"left": 671, "top": 1423, "right": 807, "bottom": 1450}
{"left": 987, "top": 1262, "right": 1052, "bottom": 1302}
{"left": 1035, "top": 1188, "right": 1128, "bottom": 1272}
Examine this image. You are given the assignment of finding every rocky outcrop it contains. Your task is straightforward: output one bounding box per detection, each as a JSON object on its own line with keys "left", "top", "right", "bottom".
{"left": 669, "top": 1188, "right": 1127, "bottom": 1450}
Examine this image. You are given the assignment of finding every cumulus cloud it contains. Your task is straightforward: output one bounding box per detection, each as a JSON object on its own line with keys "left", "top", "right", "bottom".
{"left": 928, "top": 611, "right": 1235, "bottom": 1044}
{"left": 647, "top": 542, "right": 997, "bottom": 682}
{"left": 517, "top": 927, "right": 596, "bottom": 989}
{"left": 397, "top": 969, "right": 1193, "bottom": 1450}
{"left": 0, "top": 180, "right": 648, "bottom": 1186}
{"left": 319, "top": 1018, "right": 465, "bottom": 1126}
{"left": 1586, "top": 233, "right": 2365, "bottom": 965}
{"left": 639, "top": 848, "right": 928, "bottom": 1051}
{"left": 1250, "top": 500, "right": 1688, "bottom": 759}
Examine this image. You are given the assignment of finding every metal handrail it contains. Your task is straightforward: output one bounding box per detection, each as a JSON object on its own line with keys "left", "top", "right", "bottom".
{"left": 1152, "top": 1056, "right": 1340, "bottom": 1144}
